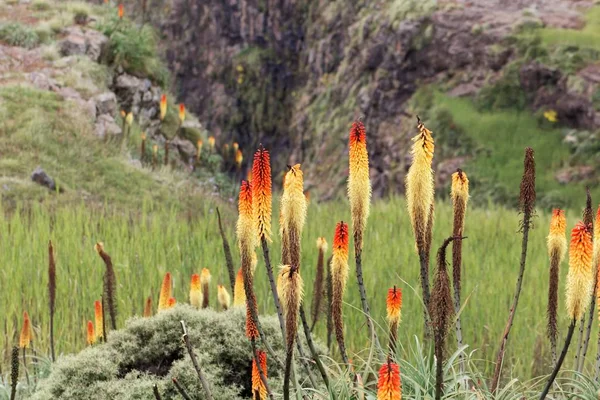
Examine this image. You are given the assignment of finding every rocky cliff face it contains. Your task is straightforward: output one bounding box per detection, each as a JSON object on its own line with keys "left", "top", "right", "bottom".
{"left": 140, "top": 0, "right": 597, "bottom": 198}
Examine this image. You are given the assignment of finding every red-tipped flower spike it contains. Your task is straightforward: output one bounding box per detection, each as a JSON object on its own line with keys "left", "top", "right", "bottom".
{"left": 167, "top": 297, "right": 177, "bottom": 308}
{"left": 118, "top": 3, "right": 124, "bottom": 18}
{"left": 377, "top": 360, "right": 402, "bottom": 400}
{"left": 252, "top": 145, "right": 272, "bottom": 241}
{"left": 348, "top": 119, "right": 371, "bottom": 249}
{"left": 190, "top": 274, "right": 202, "bottom": 309}
{"left": 160, "top": 94, "right": 167, "bottom": 121}
{"left": 87, "top": 321, "right": 95, "bottom": 346}
{"left": 19, "top": 311, "right": 32, "bottom": 349}
{"left": 252, "top": 350, "right": 268, "bottom": 400}
{"left": 158, "top": 272, "right": 172, "bottom": 311}
{"left": 237, "top": 180, "right": 256, "bottom": 252}
{"left": 387, "top": 286, "right": 402, "bottom": 324}
{"left": 566, "top": 221, "right": 594, "bottom": 321}
{"left": 178, "top": 103, "right": 185, "bottom": 123}
{"left": 333, "top": 222, "right": 349, "bottom": 259}
{"left": 94, "top": 300, "right": 104, "bottom": 340}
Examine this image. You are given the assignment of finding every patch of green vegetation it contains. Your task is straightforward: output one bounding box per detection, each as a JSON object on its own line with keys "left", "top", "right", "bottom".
{"left": 96, "top": 15, "right": 170, "bottom": 87}
{"left": 432, "top": 92, "right": 599, "bottom": 208}
{"left": 476, "top": 62, "right": 527, "bottom": 112}
{"left": 537, "top": 6, "right": 600, "bottom": 51}
{"left": 31, "top": 0, "right": 51, "bottom": 11}
{"left": 0, "top": 22, "right": 40, "bottom": 49}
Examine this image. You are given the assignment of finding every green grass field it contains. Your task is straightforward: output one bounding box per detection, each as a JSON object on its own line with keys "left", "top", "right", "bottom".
{"left": 0, "top": 192, "right": 594, "bottom": 382}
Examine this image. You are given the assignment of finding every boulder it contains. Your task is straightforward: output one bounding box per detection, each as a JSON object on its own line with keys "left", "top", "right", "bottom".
{"left": 94, "top": 114, "right": 122, "bottom": 139}
{"left": 93, "top": 92, "right": 118, "bottom": 116}
{"left": 59, "top": 31, "right": 86, "bottom": 57}
{"left": 172, "top": 136, "right": 197, "bottom": 163}
{"left": 555, "top": 165, "right": 595, "bottom": 184}
{"left": 84, "top": 29, "right": 109, "bottom": 62}
{"left": 58, "top": 27, "right": 108, "bottom": 61}
{"left": 31, "top": 167, "right": 61, "bottom": 192}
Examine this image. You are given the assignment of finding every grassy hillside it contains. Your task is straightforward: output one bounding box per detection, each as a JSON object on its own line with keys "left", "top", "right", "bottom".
{"left": 0, "top": 194, "right": 592, "bottom": 382}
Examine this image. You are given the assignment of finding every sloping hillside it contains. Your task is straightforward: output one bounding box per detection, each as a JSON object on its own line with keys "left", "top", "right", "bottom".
{"left": 0, "top": 1, "right": 235, "bottom": 211}
{"left": 138, "top": 0, "right": 600, "bottom": 208}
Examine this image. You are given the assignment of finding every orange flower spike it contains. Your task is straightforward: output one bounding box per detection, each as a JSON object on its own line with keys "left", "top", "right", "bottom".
{"left": 252, "top": 145, "right": 272, "bottom": 242}
{"left": 118, "top": 3, "right": 124, "bottom": 19}
{"left": 387, "top": 286, "right": 402, "bottom": 324}
{"left": 167, "top": 297, "right": 177, "bottom": 308}
{"left": 333, "top": 221, "right": 349, "bottom": 260}
{"left": 233, "top": 268, "right": 246, "bottom": 306}
{"left": 348, "top": 120, "right": 371, "bottom": 247}
{"left": 233, "top": 142, "right": 239, "bottom": 152}
{"left": 158, "top": 272, "right": 172, "bottom": 311}
{"left": 19, "top": 311, "right": 32, "bottom": 349}
{"left": 235, "top": 149, "right": 243, "bottom": 167}
{"left": 547, "top": 209, "right": 567, "bottom": 261}
{"left": 143, "top": 296, "right": 153, "bottom": 317}
{"left": 87, "top": 321, "right": 95, "bottom": 346}
{"left": 94, "top": 300, "right": 104, "bottom": 340}
{"left": 237, "top": 180, "right": 256, "bottom": 252}
{"left": 251, "top": 350, "right": 268, "bottom": 400}
{"left": 377, "top": 360, "right": 402, "bottom": 400}
{"left": 593, "top": 206, "right": 600, "bottom": 272}
{"left": 159, "top": 94, "right": 167, "bottom": 121}
{"left": 178, "top": 103, "right": 186, "bottom": 123}
{"left": 189, "top": 273, "right": 202, "bottom": 309}
{"left": 566, "top": 221, "right": 594, "bottom": 321}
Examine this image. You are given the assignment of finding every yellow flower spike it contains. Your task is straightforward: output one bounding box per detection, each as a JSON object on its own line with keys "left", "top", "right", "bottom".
{"left": 252, "top": 145, "right": 272, "bottom": 242}
{"left": 189, "top": 273, "right": 202, "bottom": 309}
{"left": 348, "top": 120, "right": 371, "bottom": 250}
{"left": 19, "top": 311, "right": 32, "bottom": 349}
{"left": 566, "top": 221, "right": 593, "bottom": 321}
{"left": 233, "top": 142, "right": 239, "bottom": 152}
{"left": 406, "top": 117, "right": 435, "bottom": 254}
{"left": 94, "top": 300, "right": 104, "bottom": 341}
{"left": 86, "top": 321, "right": 95, "bottom": 346}
{"left": 217, "top": 285, "right": 231, "bottom": 310}
{"left": 208, "top": 136, "right": 215, "bottom": 150}
{"left": 159, "top": 94, "right": 167, "bottom": 121}
{"left": 233, "top": 268, "right": 246, "bottom": 307}
{"left": 178, "top": 103, "right": 186, "bottom": 123}
{"left": 280, "top": 164, "right": 307, "bottom": 268}
{"left": 235, "top": 149, "right": 243, "bottom": 167}
{"left": 158, "top": 272, "right": 172, "bottom": 312}
{"left": 153, "top": 144, "right": 158, "bottom": 154}
{"left": 548, "top": 209, "right": 567, "bottom": 262}
{"left": 126, "top": 112, "right": 133, "bottom": 126}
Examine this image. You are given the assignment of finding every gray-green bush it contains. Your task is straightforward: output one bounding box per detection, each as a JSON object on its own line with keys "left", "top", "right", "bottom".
{"left": 31, "top": 305, "right": 325, "bottom": 400}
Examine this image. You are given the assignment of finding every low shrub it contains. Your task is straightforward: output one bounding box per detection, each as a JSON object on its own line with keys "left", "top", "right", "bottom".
{"left": 0, "top": 23, "right": 40, "bottom": 49}
{"left": 31, "top": 305, "right": 325, "bottom": 399}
